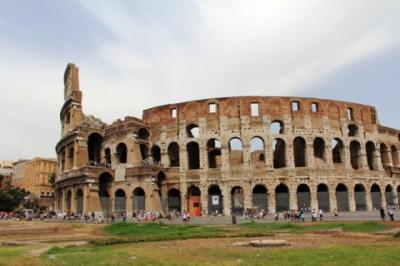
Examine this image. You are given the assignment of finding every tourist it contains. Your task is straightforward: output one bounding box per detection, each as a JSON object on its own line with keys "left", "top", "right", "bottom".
{"left": 274, "top": 211, "right": 279, "bottom": 222}
{"left": 182, "top": 211, "right": 188, "bottom": 224}
{"left": 319, "top": 209, "right": 323, "bottom": 221}
{"left": 388, "top": 208, "right": 395, "bottom": 221}
{"left": 311, "top": 209, "right": 317, "bottom": 222}
{"left": 379, "top": 207, "right": 386, "bottom": 221}
{"left": 300, "top": 209, "right": 305, "bottom": 222}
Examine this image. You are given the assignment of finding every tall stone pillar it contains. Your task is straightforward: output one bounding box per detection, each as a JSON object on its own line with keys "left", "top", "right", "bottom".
{"left": 349, "top": 189, "right": 356, "bottom": 212}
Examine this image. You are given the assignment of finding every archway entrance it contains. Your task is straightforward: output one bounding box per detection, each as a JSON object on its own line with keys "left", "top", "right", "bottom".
{"left": 252, "top": 185, "right": 268, "bottom": 211}
{"left": 275, "top": 184, "right": 290, "bottom": 212}
{"left": 187, "top": 185, "right": 201, "bottom": 216}
{"left": 231, "top": 186, "right": 244, "bottom": 215}
{"left": 208, "top": 185, "right": 223, "bottom": 215}
{"left": 370, "top": 184, "right": 381, "bottom": 210}
{"left": 354, "top": 184, "right": 367, "bottom": 211}
{"left": 76, "top": 189, "right": 83, "bottom": 215}
{"left": 385, "top": 185, "right": 394, "bottom": 206}
{"left": 167, "top": 188, "right": 181, "bottom": 212}
{"left": 133, "top": 188, "right": 145, "bottom": 212}
{"left": 297, "top": 184, "right": 311, "bottom": 211}
{"left": 114, "top": 189, "right": 126, "bottom": 215}
{"left": 336, "top": 184, "right": 349, "bottom": 212}
{"left": 317, "top": 184, "right": 330, "bottom": 212}
{"left": 66, "top": 190, "right": 72, "bottom": 214}
{"left": 99, "top": 172, "right": 113, "bottom": 217}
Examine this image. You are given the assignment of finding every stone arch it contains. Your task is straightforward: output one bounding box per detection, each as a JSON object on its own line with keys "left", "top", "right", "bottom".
{"left": 270, "top": 120, "right": 284, "bottom": 134}
{"left": 138, "top": 128, "right": 150, "bottom": 140}
{"left": 317, "top": 184, "right": 330, "bottom": 212}
{"left": 229, "top": 137, "right": 243, "bottom": 165}
{"left": 331, "top": 138, "right": 344, "bottom": 164}
{"left": 297, "top": 184, "right": 311, "bottom": 210}
{"left": 380, "top": 143, "right": 389, "bottom": 167}
{"left": 350, "top": 141, "right": 361, "bottom": 170}
{"left": 167, "top": 188, "right": 181, "bottom": 212}
{"left": 348, "top": 124, "right": 359, "bottom": 137}
{"left": 385, "top": 185, "right": 394, "bottom": 206}
{"left": 187, "top": 185, "right": 201, "bottom": 216}
{"left": 140, "top": 144, "right": 148, "bottom": 161}
{"left": 116, "top": 143, "right": 128, "bottom": 164}
{"left": 208, "top": 185, "right": 223, "bottom": 215}
{"left": 168, "top": 142, "right": 180, "bottom": 167}
{"left": 313, "top": 137, "right": 325, "bottom": 162}
{"left": 391, "top": 145, "right": 399, "bottom": 167}
{"left": 272, "top": 138, "right": 286, "bottom": 168}
{"left": 98, "top": 172, "right": 113, "bottom": 217}
{"left": 336, "top": 184, "right": 349, "bottom": 212}
{"left": 250, "top": 137, "right": 265, "bottom": 164}
{"left": 186, "top": 124, "right": 200, "bottom": 138}
{"left": 370, "top": 184, "right": 382, "bottom": 210}
{"left": 294, "top": 137, "right": 306, "bottom": 167}
{"left": 354, "top": 184, "right": 367, "bottom": 211}
{"left": 275, "top": 184, "right": 290, "bottom": 212}
{"left": 65, "top": 190, "right": 72, "bottom": 213}
{"left": 133, "top": 187, "right": 145, "bottom": 212}
{"left": 151, "top": 145, "right": 161, "bottom": 165}
{"left": 104, "top": 148, "right": 111, "bottom": 167}
{"left": 76, "top": 188, "right": 84, "bottom": 214}
{"left": 207, "top": 139, "right": 222, "bottom": 168}
{"left": 114, "top": 189, "right": 126, "bottom": 214}
{"left": 187, "top": 142, "right": 200, "bottom": 169}
{"left": 231, "top": 186, "right": 244, "bottom": 215}
{"left": 366, "top": 141, "right": 377, "bottom": 170}
{"left": 252, "top": 184, "right": 268, "bottom": 211}
{"left": 88, "top": 133, "right": 103, "bottom": 166}
{"left": 67, "top": 147, "right": 74, "bottom": 169}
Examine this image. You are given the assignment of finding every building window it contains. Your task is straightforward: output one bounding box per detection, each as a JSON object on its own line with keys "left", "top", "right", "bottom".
{"left": 347, "top": 107, "right": 354, "bottom": 120}
{"left": 251, "top": 103, "right": 259, "bottom": 117}
{"left": 209, "top": 103, "right": 217, "bottom": 113}
{"left": 171, "top": 108, "right": 177, "bottom": 118}
{"left": 311, "top": 103, "right": 318, "bottom": 113}
{"left": 291, "top": 101, "right": 300, "bottom": 112}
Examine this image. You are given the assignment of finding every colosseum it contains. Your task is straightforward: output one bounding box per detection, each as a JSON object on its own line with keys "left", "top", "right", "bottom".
{"left": 55, "top": 63, "right": 400, "bottom": 217}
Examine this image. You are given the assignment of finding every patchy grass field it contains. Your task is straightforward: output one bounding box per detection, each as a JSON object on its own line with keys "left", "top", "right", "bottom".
{"left": 0, "top": 221, "right": 399, "bottom": 266}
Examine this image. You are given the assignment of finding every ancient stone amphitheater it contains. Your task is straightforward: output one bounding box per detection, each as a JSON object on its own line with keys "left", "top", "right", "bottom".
{"left": 55, "top": 64, "right": 400, "bottom": 217}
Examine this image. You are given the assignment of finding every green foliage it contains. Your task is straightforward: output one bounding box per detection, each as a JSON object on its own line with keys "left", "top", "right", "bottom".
{"left": 48, "top": 172, "right": 56, "bottom": 188}
{"left": 0, "top": 188, "right": 29, "bottom": 211}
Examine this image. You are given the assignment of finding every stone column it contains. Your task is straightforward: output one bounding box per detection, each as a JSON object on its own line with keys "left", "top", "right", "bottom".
{"left": 349, "top": 189, "right": 356, "bottom": 212}
{"left": 268, "top": 189, "right": 275, "bottom": 213}
{"left": 243, "top": 183, "right": 252, "bottom": 209}
{"left": 200, "top": 184, "right": 208, "bottom": 216}
{"left": 222, "top": 183, "right": 231, "bottom": 216}
{"left": 329, "top": 189, "right": 337, "bottom": 213}
{"left": 286, "top": 143, "right": 295, "bottom": 169}
{"left": 366, "top": 190, "right": 373, "bottom": 211}
{"left": 290, "top": 184, "right": 297, "bottom": 210}
{"left": 310, "top": 186, "right": 318, "bottom": 211}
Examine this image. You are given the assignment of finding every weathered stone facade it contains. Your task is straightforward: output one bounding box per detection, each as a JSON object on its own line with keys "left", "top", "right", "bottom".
{"left": 55, "top": 63, "right": 400, "bottom": 217}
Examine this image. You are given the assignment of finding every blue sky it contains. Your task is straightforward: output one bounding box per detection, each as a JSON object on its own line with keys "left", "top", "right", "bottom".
{"left": 0, "top": 0, "right": 399, "bottom": 160}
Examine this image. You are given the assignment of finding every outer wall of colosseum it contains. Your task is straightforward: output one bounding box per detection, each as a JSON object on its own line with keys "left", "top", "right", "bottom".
{"left": 55, "top": 64, "right": 400, "bottom": 217}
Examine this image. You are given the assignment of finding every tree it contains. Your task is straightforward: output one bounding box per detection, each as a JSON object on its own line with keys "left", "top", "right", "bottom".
{"left": 0, "top": 188, "right": 29, "bottom": 212}
{"left": 48, "top": 172, "right": 56, "bottom": 188}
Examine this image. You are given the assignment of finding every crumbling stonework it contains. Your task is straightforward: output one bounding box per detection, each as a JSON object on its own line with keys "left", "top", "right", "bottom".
{"left": 55, "top": 63, "right": 400, "bottom": 217}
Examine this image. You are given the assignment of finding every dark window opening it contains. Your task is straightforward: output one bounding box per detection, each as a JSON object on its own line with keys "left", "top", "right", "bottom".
{"left": 331, "top": 138, "right": 343, "bottom": 164}
{"left": 207, "top": 139, "right": 222, "bottom": 168}
{"left": 294, "top": 137, "right": 306, "bottom": 167}
{"left": 168, "top": 142, "right": 180, "bottom": 167}
{"left": 366, "top": 142, "right": 376, "bottom": 170}
{"left": 140, "top": 144, "right": 148, "bottom": 161}
{"left": 380, "top": 143, "right": 389, "bottom": 167}
{"left": 391, "top": 146, "right": 399, "bottom": 167}
{"left": 348, "top": 124, "right": 359, "bottom": 137}
{"left": 187, "top": 142, "right": 200, "bottom": 169}
{"left": 138, "top": 128, "right": 150, "bottom": 140}
{"left": 88, "top": 133, "right": 103, "bottom": 166}
{"left": 105, "top": 148, "right": 111, "bottom": 167}
{"left": 186, "top": 124, "right": 200, "bottom": 138}
{"left": 313, "top": 137, "right": 325, "bottom": 161}
{"left": 116, "top": 143, "right": 127, "bottom": 164}
{"left": 151, "top": 145, "right": 161, "bottom": 165}
{"left": 350, "top": 141, "right": 361, "bottom": 170}
{"left": 272, "top": 138, "right": 286, "bottom": 168}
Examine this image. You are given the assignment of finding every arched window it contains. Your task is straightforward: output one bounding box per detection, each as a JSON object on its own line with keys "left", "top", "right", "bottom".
{"left": 366, "top": 142, "right": 377, "bottom": 170}
{"left": 294, "top": 137, "right": 306, "bottom": 167}
{"left": 186, "top": 124, "right": 200, "bottom": 138}
{"left": 270, "top": 120, "right": 284, "bottom": 134}
{"left": 207, "top": 139, "right": 222, "bottom": 168}
{"left": 187, "top": 142, "right": 200, "bottom": 169}
{"left": 350, "top": 141, "right": 361, "bottom": 170}
{"left": 380, "top": 143, "right": 389, "bottom": 167}
{"left": 116, "top": 143, "right": 127, "bottom": 164}
{"left": 140, "top": 144, "right": 148, "bottom": 161}
{"left": 229, "top": 138, "right": 243, "bottom": 165}
{"left": 151, "top": 145, "right": 161, "bottom": 165}
{"left": 104, "top": 148, "right": 111, "bottom": 167}
{"left": 313, "top": 137, "right": 325, "bottom": 161}
{"left": 138, "top": 128, "right": 150, "bottom": 140}
{"left": 272, "top": 138, "right": 285, "bottom": 168}
{"left": 331, "top": 138, "right": 343, "bottom": 164}
{"left": 250, "top": 137, "right": 265, "bottom": 164}
{"left": 348, "top": 124, "right": 359, "bottom": 137}
{"left": 168, "top": 142, "right": 180, "bottom": 167}
{"left": 391, "top": 146, "right": 399, "bottom": 167}
{"left": 88, "top": 133, "right": 103, "bottom": 165}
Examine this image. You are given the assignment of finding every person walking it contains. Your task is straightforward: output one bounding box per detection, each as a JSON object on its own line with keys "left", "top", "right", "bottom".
{"left": 319, "top": 209, "right": 324, "bottom": 221}
{"left": 379, "top": 207, "right": 386, "bottom": 221}
{"left": 388, "top": 208, "right": 395, "bottom": 221}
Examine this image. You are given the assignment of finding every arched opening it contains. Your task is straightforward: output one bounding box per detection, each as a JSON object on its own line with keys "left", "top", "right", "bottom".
{"left": 366, "top": 142, "right": 377, "bottom": 170}
{"left": 391, "top": 146, "right": 399, "bottom": 167}
{"left": 317, "top": 184, "right": 330, "bottom": 212}
{"left": 57, "top": 190, "right": 63, "bottom": 211}
{"left": 270, "top": 120, "right": 284, "bottom": 134}
{"left": 275, "top": 184, "right": 290, "bottom": 212}
{"left": 151, "top": 145, "right": 161, "bottom": 165}
{"left": 371, "top": 184, "right": 381, "bottom": 210}
{"left": 313, "top": 137, "right": 325, "bottom": 162}
{"left": 186, "top": 124, "right": 200, "bottom": 138}
{"left": 140, "top": 144, "right": 148, "bottom": 161}
{"left": 133, "top": 187, "right": 145, "bottom": 212}
{"left": 208, "top": 185, "right": 223, "bottom": 215}
{"left": 138, "top": 128, "right": 150, "bottom": 140}
{"left": 336, "top": 184, "right": 349, "bottom": 212}
{"left": 385, "top": 185, "right": 394, "bottom": 206}
{"left": 167, "top": 188, "right": 181, "bottom": 212}
{"left": 65, "top": 190, "right": 72, "bottom": 214}
{"left": 252, "top": 185, "right": 268, "bottom": 211}
{"left": 168, "top": 142, "right": 180, "bottom": 167}
{"left": 76, "top": 189, "right": 83, "bottom": 214}
{"left": 272, "top": 138, "right": 286, "bottom": 168}
{"left": 67, "top": 147, "right": 74, "bottom": 169}
{"left": 348, "top": 124, "right": 359, "bottom": 137}
{"left": 331, "top": 138, "right": 343, "bottom": 164}
{"left": 99, "top": 172, "right": 113, "bottom": 217}
{"left": 207, "top": 139, "right": 222, "bottom": 168}
{"left": 250, "top": 137, "right": 265, "bottom": 164}
{"left": 231, "top": 186, "right": 244, "bottom": 215}
{"left": 187, "top": 142, "right": 200, "bottom": 169}
{"left": 116, "top": 143, "right": 127, "bottom": 164}
{"left": 60, "top": 150, "right": 65, "bottom": 172}
{"left": 354, "top": 184, "right": 367, "bottom": 211}
{"left": 380, "top": 143, "right": 389, "bottom": 167}
{"left": 294, "top": 137, "right": 306, "bottom": 167}
{"left": 187, "top": 185, "right": 201, "bottom": 216}
{"left": 88, "top": 133, "right": 103, "bottom": 166}
{"left": 114, "top": 189, "right": 126, "bottom": 214}
{"left": 229, "top": 138, "right": 243, "bottom": 165}
{"left": 297, "top": 184, "right": 311, "bottom": 211}
{"left": 104, "top": 148, "right": 111, "bottom": 168}
{"left": 350, "top": 141, "right": 361, "bottom": 170}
